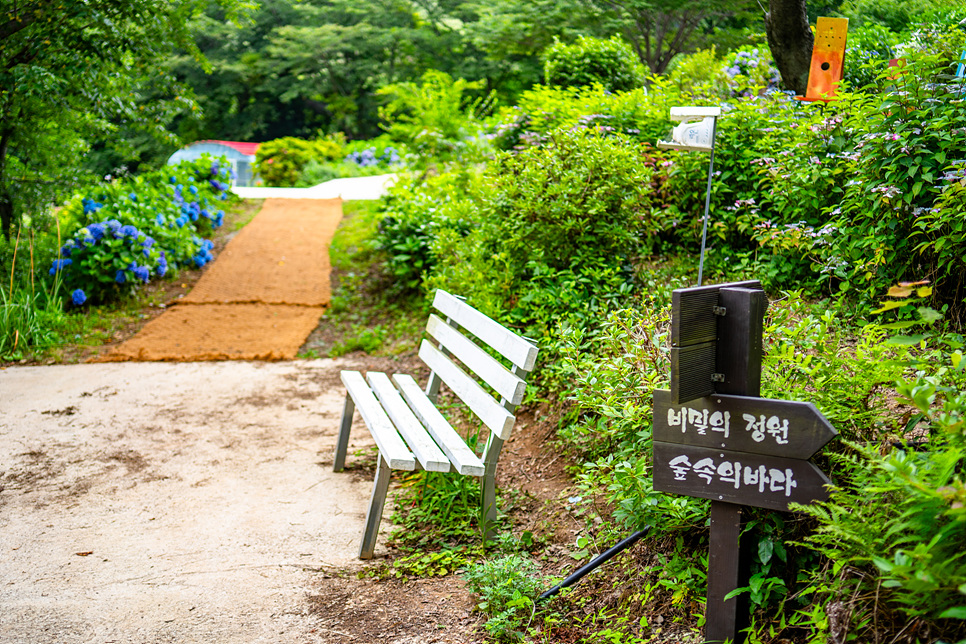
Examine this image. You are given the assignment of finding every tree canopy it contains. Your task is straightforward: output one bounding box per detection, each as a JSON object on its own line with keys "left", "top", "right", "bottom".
{"left": 0, "top": 0, "right": 250, "bottom": 239}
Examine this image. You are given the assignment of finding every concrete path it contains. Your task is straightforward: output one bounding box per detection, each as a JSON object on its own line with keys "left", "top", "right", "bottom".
{"left": 232, "top": 174, "right": 398, "bottom": 200}
{"left": 0, "top": 359, "right": 382, "bottom": 643}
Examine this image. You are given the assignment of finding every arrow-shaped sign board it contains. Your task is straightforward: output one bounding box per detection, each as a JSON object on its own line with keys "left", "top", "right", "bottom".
{"left": 653, "top": 442, "right": 832, "bottom": 512}
{"left": 653, "top": 389, "right": 837, "bottom": 459}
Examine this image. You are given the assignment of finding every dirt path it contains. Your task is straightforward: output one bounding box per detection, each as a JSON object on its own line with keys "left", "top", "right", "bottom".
{"left": 100, "top": 198, "right": 342, "bottom": 362}
{"left": 0, "top": 359, "right": 478, "bottom": 643}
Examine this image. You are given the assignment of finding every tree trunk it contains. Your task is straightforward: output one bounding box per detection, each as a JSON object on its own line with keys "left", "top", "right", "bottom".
{"left": 765, "top": 0, "right": 814, "bottom": 96}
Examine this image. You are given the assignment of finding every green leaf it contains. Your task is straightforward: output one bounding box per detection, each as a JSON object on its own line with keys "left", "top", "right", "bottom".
{"left": 880, "top": 320, "right": 920, "bottom": 330}
{"left": 758, "top": 539, "right": 774, "bottom": 566}
{"left": 885, "top": 334, "right": 927, "bottom": 346}
{"left": 917, "top": 307, "right": 943, "bottom": 324}
{"left": 872, "top": 299, "right": 912, "bottom": 313}
{"left": 938, "top": 606, "right": 966, "bottom": 619}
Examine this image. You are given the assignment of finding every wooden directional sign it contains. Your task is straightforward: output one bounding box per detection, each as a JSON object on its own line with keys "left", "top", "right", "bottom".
{"left": 653, "top": 442, "right": 832, "bottom": 512}
{"left": 653, "top": 389, "right": 837, "bottom": 459}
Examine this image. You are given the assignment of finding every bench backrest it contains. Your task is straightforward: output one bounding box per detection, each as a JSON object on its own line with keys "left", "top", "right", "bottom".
{"left": 419, "top": 290, "right": 539, "bottom": 441}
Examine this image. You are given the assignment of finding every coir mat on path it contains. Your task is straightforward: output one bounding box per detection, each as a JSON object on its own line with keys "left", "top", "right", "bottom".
{"left": 97, "top": 198, "right": 342, "bottom": 362}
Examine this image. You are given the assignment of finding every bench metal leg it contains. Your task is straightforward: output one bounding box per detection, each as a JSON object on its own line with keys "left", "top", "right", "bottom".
{"left": 333, "top": 394, "right": 354, "bottom": 472}
{"left": 360, "top": 454, "right": 391, "bottom": 560}
{"left": 481, "top": 434, "right": 505, "bottom": 544}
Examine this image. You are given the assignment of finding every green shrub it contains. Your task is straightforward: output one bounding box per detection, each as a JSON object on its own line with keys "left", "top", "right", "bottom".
{"left": 375, "top": 170, "right": 481, "bottom": 293}
{"left": 815, "top": 44, "right": 966, "bottom": 307}
{"left": 721, "top": 46, "right": 781, "bottom": 97}
{"left": 377, "top": 70, "right": 490, "bottom": 166}
{"left": 490, "top": 80, "right": 683, "bottom": 151}
{"left": 464, "top": 555, "right": 554, "bottom": 642}
{"left": 51, "top": 155, "right": 236, "bottom": 304}
{"left": 666, "top": 47, "right": 732, "bottom": 99}
{"left": 255, "top": 136, "right": 344, "bottom": 187}
{"left": 489, "top": 126, "right": 657, "bottom": 275}
{"left": 844, "top": 23, "right": 902, "bottom": 89}
{"left": 542, "top": 35, "right": 644, "bottom": 93}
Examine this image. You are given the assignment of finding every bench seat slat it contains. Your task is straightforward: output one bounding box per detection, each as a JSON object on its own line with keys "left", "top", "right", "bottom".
{"left": 366, "top": 372, "right": 451, "bottom": 473}
{"left": 392, "top": 374, "right": 486, "bottom": 477}
{"left": 418, "top": 339, "right": 515, "bottom": 441}
{"left": 425, "top": 314, "right": 526, "bottom": 405}
{"left": 340, "top": 370, "right": 415, "bottom": 471}
{"left": 433, "top": 291, "right": 538, "bottom": 372}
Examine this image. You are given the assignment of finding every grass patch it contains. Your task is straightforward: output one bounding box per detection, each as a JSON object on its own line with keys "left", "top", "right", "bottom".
{"left": 299, "top": 199, "right": 425, "bottom": 358}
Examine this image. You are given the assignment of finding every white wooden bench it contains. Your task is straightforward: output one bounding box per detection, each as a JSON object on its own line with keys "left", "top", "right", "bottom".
{"left": 333, "top": 289, "right": 539, "bottom": 559}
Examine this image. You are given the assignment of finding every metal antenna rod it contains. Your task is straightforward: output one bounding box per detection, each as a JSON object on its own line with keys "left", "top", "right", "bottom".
{"left": 697, "top": 117, "right": 718, "bottom": 287}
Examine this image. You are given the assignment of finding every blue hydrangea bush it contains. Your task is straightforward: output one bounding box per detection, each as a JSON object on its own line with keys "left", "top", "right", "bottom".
{"left": 52, "top": 155, "right": 237, "bottom": 305}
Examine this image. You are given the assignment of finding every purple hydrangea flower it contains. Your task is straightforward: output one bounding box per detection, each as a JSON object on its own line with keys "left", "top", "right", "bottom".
{"left": 118, "top": 225, "right": 138, "bottom": 238}
{"left": 157, "top": 251, "right": 168, "bottom": 277}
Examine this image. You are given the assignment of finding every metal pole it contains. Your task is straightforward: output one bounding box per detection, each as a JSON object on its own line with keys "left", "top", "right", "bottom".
{"left": 697, "top": 117, "right": 718, "bottom": 287}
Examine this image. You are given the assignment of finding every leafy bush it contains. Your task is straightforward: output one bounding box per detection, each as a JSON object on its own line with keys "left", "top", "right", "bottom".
{"left": 489, "top": 126, "right": 658, "bottom": 275}
{"left": 722, "top": 46, "right": 781, "bottom": 97}
{"left": 815, "top": 45, "right": 966, "bottom": 306}
{"left": 490, "top": 80, "right": 682, "bottom": 151}
{"left": 464, "top": 555, "right": 554, "bottom": 642}
{"left": 255, "top": 136, "right": 344, "bottom": 187}
{"left": 844, "top": 23, "right": 902, "bottom": 89}
{"left": 50, "top": 155, "right": 235, "bottom": 304}
{"left": 378, "top": 70, "right": 491, "bottom": 166}
{"left": 666, "top": 47, "right": 731, "bottom": 99}
{"left": 375, "top": 170, "right": 480, "bottom": 293}
{"left": 543, "top": 35, "right": 644, "bottom": 93}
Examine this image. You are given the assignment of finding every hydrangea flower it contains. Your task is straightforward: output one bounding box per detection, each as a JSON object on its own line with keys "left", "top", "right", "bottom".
{"left": 157, "top": 251, "right": 168, "bottom": 277}
{"left": 115, "top": 270, "right": 127, "bottom": 284}
{"left": 133, "top": 265, "right": 150, "bottom": 283}
{"left": 105, "top": 219, "right": 122, "bottom": 235}
{"left": 71, "top": 289, "right": 87, "bottom": 306}
{"left": 188, "top": 185, "right": 198, "bottom": 195}
{"left": 88, "top": 223, "right": 106, "bottom": 241}
{"left": 49, "top": 258, "right": 73, "bottom": 275}
{"left": 118, "top": 224, "right": 139, "bottom": 238}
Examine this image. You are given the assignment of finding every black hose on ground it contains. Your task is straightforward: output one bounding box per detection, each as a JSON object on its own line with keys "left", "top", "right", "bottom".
{"left": 538, "top": 526, "right": 653, "bottom": 602}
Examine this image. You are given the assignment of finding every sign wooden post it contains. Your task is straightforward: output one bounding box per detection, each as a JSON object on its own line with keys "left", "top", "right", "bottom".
{"left": 657, "top": 282, "right": 837, "bottom": 644}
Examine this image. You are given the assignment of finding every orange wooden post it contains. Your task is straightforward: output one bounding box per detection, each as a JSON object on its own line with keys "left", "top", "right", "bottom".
{"left": 796, "top": 17, "right": 849, "bottom": 103}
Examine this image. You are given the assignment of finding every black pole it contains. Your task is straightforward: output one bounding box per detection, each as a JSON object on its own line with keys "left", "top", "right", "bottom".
{"left": 538, "top": 527, "right": 652, "bottom": 601}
